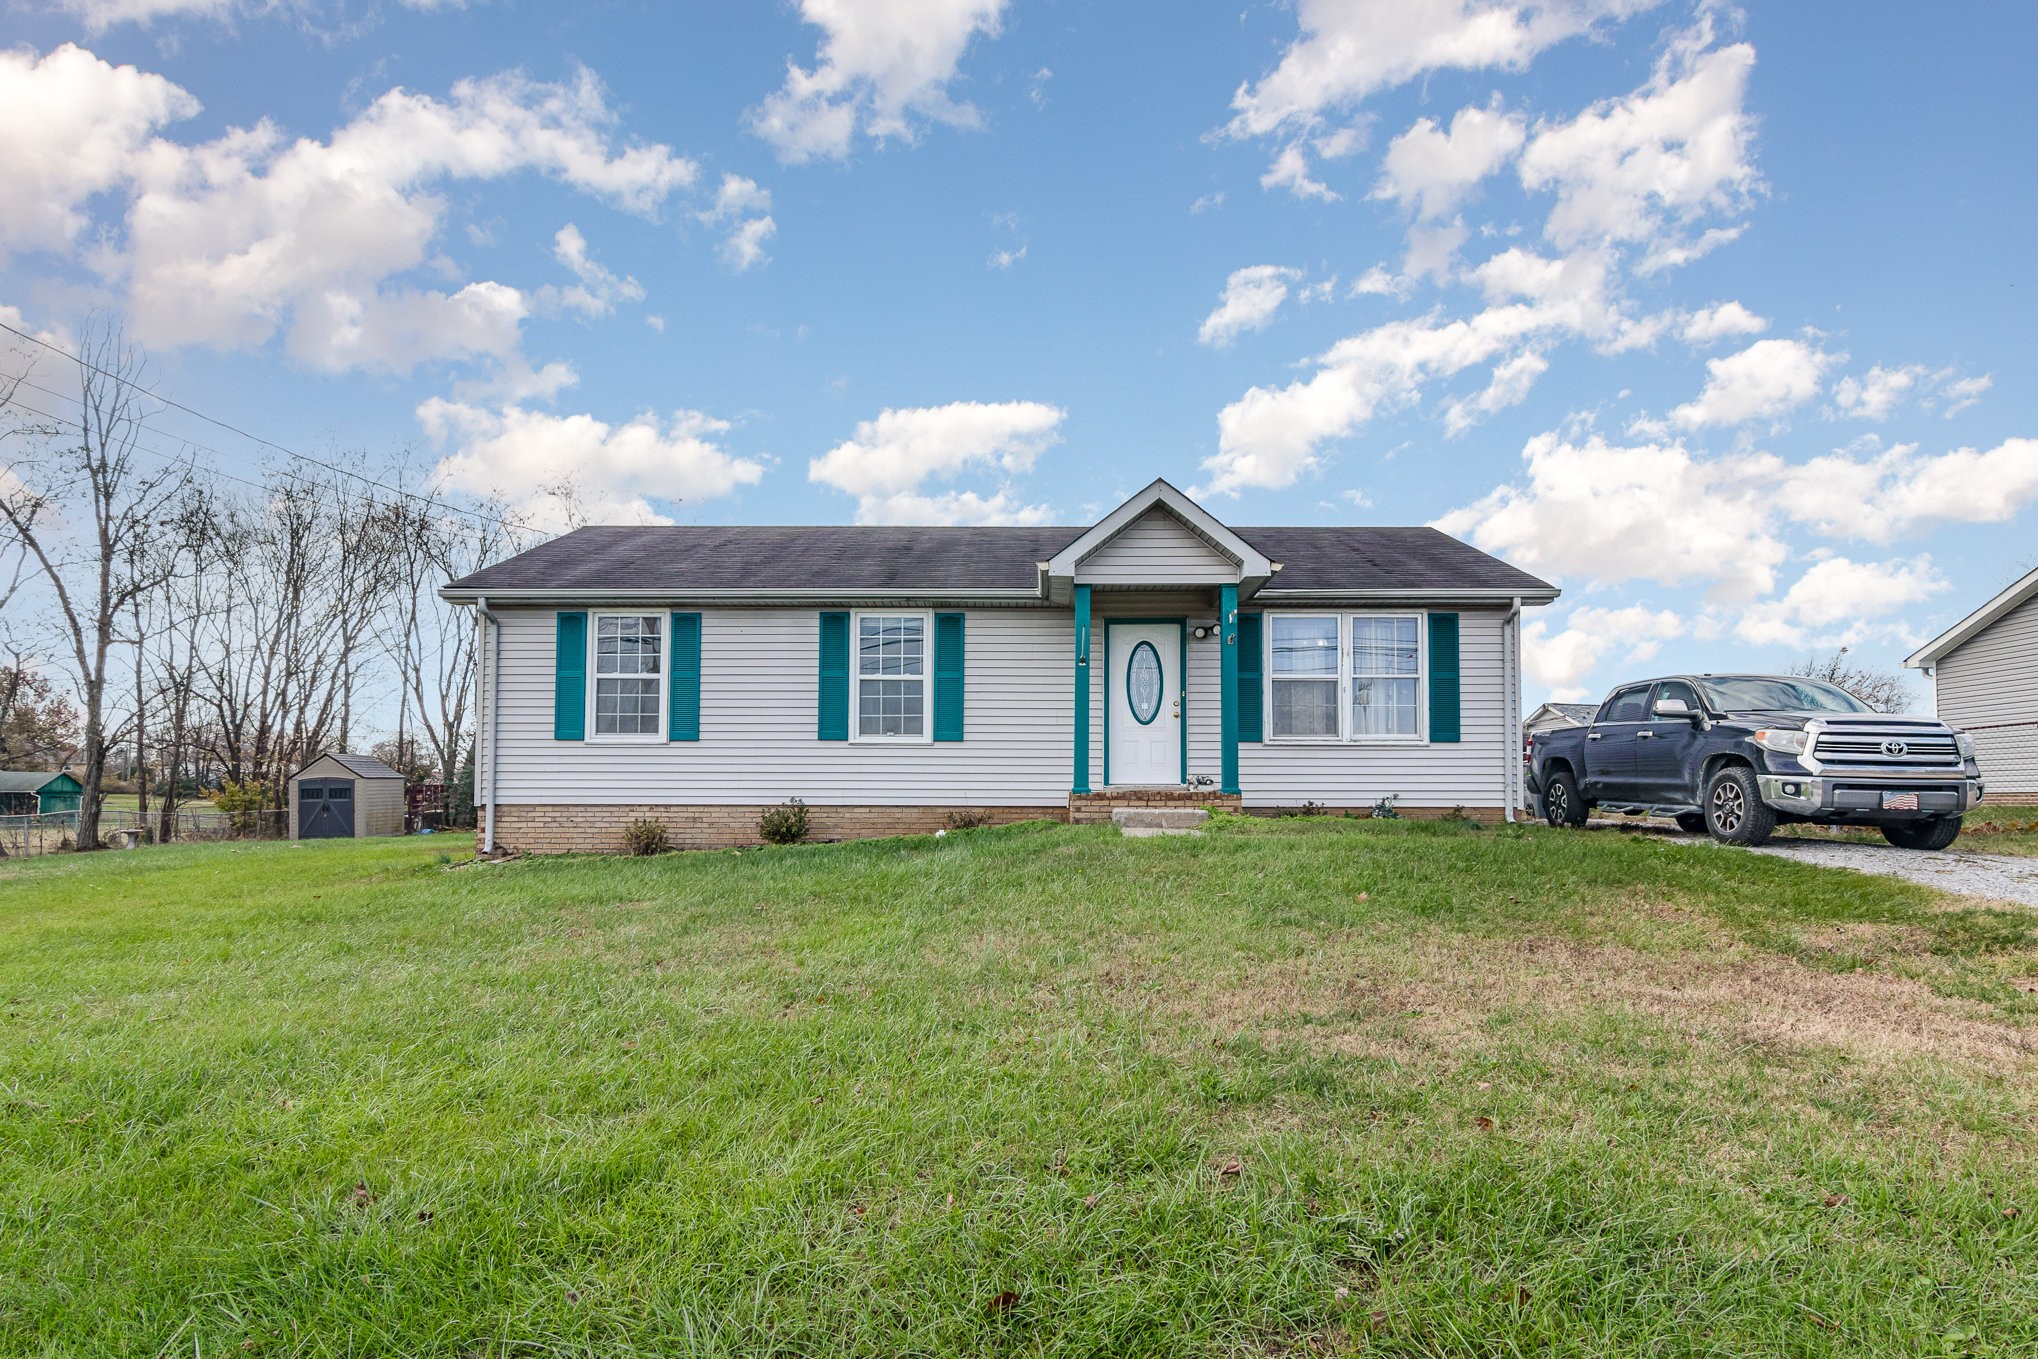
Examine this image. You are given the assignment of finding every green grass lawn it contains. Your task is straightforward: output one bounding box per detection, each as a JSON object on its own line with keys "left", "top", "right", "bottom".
{"left": 1773, "top": 804, "right": 2038, "bottom": 856}
{"left": 3, "top": 820, "right": 2035, "bottom": 1357}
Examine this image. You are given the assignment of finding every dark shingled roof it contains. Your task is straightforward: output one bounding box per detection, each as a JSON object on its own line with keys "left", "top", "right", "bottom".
{"left": 444, "top": 524, "right": 1553, "bottom": 596}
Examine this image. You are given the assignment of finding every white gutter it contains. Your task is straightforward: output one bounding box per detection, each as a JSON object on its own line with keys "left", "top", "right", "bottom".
{"left": 1503, "top": 595, "right": 1522, "bottom": 822}
{"left": 476, "top": 595, "right": 501, "bottom": 854}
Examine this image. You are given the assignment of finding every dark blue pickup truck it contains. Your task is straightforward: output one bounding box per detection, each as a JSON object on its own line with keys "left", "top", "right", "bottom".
{"left": 1527, "top": 674, "right": 1985, "bottom": 848}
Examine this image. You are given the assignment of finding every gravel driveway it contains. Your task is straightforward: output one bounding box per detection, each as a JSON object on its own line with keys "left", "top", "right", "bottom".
{"left": 1750, "top": 839, "right": 2038, "bottom": 907}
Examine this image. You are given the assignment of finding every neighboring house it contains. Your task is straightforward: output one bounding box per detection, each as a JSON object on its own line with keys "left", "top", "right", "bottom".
{"left": 441, "top": 479, "right": 1559, "bottom": 852}
{"left": 1907, "top": 564, "right": 2038, "bottom": 800}
{"left": 0, "top": 770, "right": 84, "bottom": 817}
{"left": 1524, "top": 702, "right": 1598, "bottom": 735}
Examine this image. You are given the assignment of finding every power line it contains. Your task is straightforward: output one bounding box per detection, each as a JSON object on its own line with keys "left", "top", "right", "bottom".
{"left": 0, "top": 319, "right": 524, "bottom": 535}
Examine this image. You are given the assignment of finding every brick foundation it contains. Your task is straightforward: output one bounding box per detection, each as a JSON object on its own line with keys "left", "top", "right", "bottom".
{"left": 1240, "top": 803, "right": 1510, "bottom": 824}
{"left": 486, "top": 803, "right": 1066, "bottom": 853}
{"left": 1067, "top": 789, "right": 1243, "bottom": 825}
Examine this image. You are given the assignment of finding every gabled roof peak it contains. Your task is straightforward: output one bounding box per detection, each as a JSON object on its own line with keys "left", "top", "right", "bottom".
{"left": 1043, "top": 478, "right": 1274, "bottom": 581}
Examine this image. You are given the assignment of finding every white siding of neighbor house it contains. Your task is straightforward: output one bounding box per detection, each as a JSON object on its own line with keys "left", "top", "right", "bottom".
{"left": 1076, "top": 509, "right": 1240, "bottom": 585}
{"left": 486, "top": 606, "right": 1074, "bottom": 806}
{"left": 1934, "top": 591, "right": 2038, "bottom": 796}
{"left": 1239, "top": 608, "right": 1512, "bottom": 809}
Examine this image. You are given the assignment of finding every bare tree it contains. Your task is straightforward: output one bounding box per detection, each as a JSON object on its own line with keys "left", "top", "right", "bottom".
{"left": 1788, "top": 647, "right": 1917, "bottom": 714}
{"left": 0, "top": 318, "right": 191, "bottom": 847}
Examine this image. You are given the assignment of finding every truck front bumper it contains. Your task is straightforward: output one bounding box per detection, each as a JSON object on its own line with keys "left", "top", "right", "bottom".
{"left": 1757, "top": 774, "right": 1984, "bottom": 819}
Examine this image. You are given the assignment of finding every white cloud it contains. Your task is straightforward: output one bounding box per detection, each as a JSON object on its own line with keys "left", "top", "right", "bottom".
{"left": 1226, "top": 0, "right": 1662, "bottom": 140}
{"left": 542, "top": 224, "right": 644, "bottom": 317}
{"left": 1517, "top": 25, "right": 1759, "bottom": 256}
{"left": 1772, "top": 437, "right": 2038, "bottom": 543}
{"left": 696, "top": 173, "right": 776, "bottom": 271}
{"left": 1736, "top": 556, "right": 1948, "bottom": 647}
{"left": 51, "top": 0, "right": 236, "bottom": 33}
{"left": 419, "top": 398, "right": 764, "bottom": 532}
{"left": 1442, "top": 348, "right": 1547, "bottom": 435}
{"left": 0, "top": 44, "right": 199, "bottom": 255}
{"left": 1197, "top": 265, "right": 1301, "bottom": 347}
{"left": 1373, "top": 102, "right": 1526, "bottom": 220}
{"left": 7, "top": 55, "right": 698, "bottom": 373}
{"left": 988, "top": 244, "right": 1027, "bottom": 270}
{"left": 1260, "top": 144, "right": 1340, "bottom": 202}
{"left": 749, "top": 0, "right": 1007, "bottom": 163}
{"left": 1680, "top": 300, "right": 1766, "bottom": 345}
{"left": 1830, "top": 364, "right": 1917, "bottom": 422}
{"left": 1523, "top": 603, "right": 1685, "bottom": 698}
{"left": 807, "top": 399, "right": 1064, "bottom": 523}
{"left": 1668, "top": 337, "right": 1834, "bottom": 429}
{"left": 1940, "top": 373, "right": 1991, "bottom": 417}
{"left": 1435, "top": 432, "right": 1787, "bottom": 602}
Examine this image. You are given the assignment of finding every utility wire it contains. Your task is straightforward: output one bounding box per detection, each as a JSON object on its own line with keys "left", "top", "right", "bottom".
{"left": 0, "top": 319, "right": 524, "bottom": 535}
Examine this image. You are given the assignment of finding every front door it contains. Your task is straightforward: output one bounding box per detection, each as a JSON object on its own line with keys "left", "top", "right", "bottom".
{"left": 1108, "top": 622, "right": 1183, "bottom": 786}
{"left": 298, "top": 780, "right": 355, "bottom": 839}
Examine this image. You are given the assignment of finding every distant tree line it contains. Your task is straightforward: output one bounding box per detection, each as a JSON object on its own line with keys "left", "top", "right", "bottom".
{"left": 0, "top": 316, "right": 536, "bottom": 848}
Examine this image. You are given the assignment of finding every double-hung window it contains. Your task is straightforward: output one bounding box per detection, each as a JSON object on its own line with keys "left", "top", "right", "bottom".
{"left": 1266, "top": 613, "right": 1426, "bottom": 742}
{"left": 592, "top": 613, "right": 663, "bottom": 738}
{"left": 855, "top": 612, "right": 928, "bottom": 740}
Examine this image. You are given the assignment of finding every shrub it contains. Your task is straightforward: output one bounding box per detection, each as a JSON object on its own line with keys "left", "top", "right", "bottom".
{"left": 1444, "top": 804, "right": 1482, "bottom": 829}
{"left": 211, "top": 779, "right": 270, "bottom": 834}
{"left": 621, "top": 819, "right": 670, "bottom": 856}
{"left": 1370, "top": 795, "right": 1402, "bottom": 820}
{"left": 759, "top": 798, "right": 809, "bottom": 845}
{"left": 945, "top": 807, "right": 992, "bottom": 831}
{"left": 1296, "top": 800, "right": 1326, "bottom": 818}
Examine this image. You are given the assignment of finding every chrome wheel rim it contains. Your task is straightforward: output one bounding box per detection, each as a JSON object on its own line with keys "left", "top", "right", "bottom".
{"left": 1711, "top": 780, "right": 1744, "bottom": 833}
{"left": 1549, "top": 784, "right": 1569, "bottom": 821}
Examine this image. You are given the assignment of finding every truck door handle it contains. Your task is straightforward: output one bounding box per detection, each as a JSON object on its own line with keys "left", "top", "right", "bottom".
{"left": 1586, "top": 732, "right": 1603, "bottom": 741}
{"left": 1636, "top": 730, "right": 1656, "bottom": 739}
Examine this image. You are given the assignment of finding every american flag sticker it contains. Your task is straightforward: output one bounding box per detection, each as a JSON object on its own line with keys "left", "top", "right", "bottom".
{"left": 1882, "top": 792, "right": 1920, "bottom": 811}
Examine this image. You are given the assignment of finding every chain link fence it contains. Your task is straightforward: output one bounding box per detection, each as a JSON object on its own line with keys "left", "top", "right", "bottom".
{"left": 0, "top": 807, "right": 287, "bottom": 858}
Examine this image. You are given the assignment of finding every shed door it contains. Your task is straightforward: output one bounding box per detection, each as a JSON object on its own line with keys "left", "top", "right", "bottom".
{"left": 299, "top": 779, "right": 355, "bottom": 839}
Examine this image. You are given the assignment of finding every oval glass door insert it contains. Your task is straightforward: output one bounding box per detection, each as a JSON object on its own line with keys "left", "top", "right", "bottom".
{"left": 1127, "top": 640, "right": 1163, "bottom": 725}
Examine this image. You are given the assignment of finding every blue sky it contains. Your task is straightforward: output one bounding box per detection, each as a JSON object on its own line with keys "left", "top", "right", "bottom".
{"left": 3, "top": 0, "right": 2035, "bottom": 706}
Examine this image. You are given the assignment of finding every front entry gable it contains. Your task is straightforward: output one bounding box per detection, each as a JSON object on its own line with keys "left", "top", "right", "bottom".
{"left": 1045, "top": 479, "right": 1273, "bottom": 595}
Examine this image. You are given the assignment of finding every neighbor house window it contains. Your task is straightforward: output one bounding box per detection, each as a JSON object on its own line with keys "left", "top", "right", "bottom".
{"left": 1266, "top": 613, "right": 1425, "bottom": 742}
{"left": 593, "top": 613, "right": 663, "bottom": 737}
{"left": 855, "top": 612, "right": 928, "bottom": 740}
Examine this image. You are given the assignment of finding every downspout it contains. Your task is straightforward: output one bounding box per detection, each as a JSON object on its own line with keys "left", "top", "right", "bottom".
{"left": 1504, "top": 596, "right": 1522, "bottom": 822}
{"left": 476, "top": 596, "right": 501, "bottom": 854}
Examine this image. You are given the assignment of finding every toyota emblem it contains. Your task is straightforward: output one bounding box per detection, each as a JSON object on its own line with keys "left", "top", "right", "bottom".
{"left": 1881, "top": 739, "right": 1909, "bottom": 758}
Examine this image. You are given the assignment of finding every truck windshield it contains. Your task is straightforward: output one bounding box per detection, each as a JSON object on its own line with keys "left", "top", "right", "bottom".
{"left": 1696, "top": 676, "right": 1874, "bottom": 713}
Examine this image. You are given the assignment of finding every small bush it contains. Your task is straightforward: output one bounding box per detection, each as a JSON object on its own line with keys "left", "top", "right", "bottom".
{"left": 1295, "top": 800, "right": 1327, "bottom": 818}
{"left": 1370, "top": 795, "right": 1402, "bottom": 820}
{"left": 945, "top": 808, "right": 992, "bottom": 831}
{"left": 621, "top": 819, "right": 670, "bottom": 856}
{"left": 759, "top": 798, "right": 809, "bottom": 845}
{"left": 1444, "top": 804, "right": 1482, "bottom": 829}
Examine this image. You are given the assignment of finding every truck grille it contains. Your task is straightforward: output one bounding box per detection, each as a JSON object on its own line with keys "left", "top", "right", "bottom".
{"left": 1807, "top": 721, "right": 1961, "bottom": 770}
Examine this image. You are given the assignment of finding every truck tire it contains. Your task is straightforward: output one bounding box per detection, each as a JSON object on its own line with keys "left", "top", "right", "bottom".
{"left": 1704, "top": 765, "right": 1776, "bottom": 847}
{"left": 1675, "top": 812, "right": 1707, "bottom": 835}
{"left": 1881, "top": 816, "right": 1962, "bottom": 851}
{"left": 1543, "top": 769, "right": 1587, "bottom": 828}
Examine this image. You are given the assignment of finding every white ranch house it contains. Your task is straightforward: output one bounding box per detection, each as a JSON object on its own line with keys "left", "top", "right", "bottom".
{"left": 1907, "top": 564, "right": 2038, "bottom": 800}
{"left": 442, "top": 480, "right": 1559, "bottom": 852}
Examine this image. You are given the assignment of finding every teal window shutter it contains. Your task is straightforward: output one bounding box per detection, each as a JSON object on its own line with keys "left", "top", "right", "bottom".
{"left": 669, "top": 612, "right": 701, "bottom": 741}
{"left": 933, "top": 612, "right": 965, "bottom": 742}
{"left": 1428, "top": 612, "right": 1461, "bottom": 743}
{"left": 553, "top": 611, "right": 587, "bottom": 741}
{"left": 1236, "top": 612, "right": 1264, "bottom": 742}
{"left": 818, "top": 611, "right": 849, "bottom": 740}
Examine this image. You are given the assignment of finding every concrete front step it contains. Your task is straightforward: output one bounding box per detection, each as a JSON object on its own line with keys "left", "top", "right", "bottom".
{"left": 1112, "top": 807, "right": 1210, "bottom": 832}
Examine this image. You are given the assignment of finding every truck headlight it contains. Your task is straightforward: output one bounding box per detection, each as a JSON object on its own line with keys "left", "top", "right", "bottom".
{"left": 1751, "top": 729, "right": 1808, "bottom": 756}
{"left": 1954, "top": 730, "right": 1976, "bottom": 759}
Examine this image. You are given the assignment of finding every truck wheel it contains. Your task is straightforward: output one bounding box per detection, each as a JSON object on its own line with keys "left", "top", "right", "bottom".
{"left": 1543, "top": 770, "right": 1587, "bottom": 828}
{"left": 1704, "top": 766, "right": 1776, "bottom": 847}
{"left": 1675, "top": 812, "right": 1707, "bottom": 835}
{"left": 1881, "top": 817, "right": 1962, "bottom": 851}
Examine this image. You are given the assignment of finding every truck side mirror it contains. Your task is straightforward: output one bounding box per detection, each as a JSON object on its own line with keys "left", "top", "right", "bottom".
{"left": 1653, "top": 697, "right": 1695, "bottom": 720}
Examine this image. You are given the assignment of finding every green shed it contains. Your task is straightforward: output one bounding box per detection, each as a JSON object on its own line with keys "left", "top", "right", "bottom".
{"left": 0, "top": 770, "right": 85, "bottom": 816}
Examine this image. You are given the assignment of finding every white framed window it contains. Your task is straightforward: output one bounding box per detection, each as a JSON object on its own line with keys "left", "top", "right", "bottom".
{"left": 1265, "top": 612, "right": 1426, "bottom": 743}
{"left": 591, "top": 612, "right": 664, "bottom": 739}
{"left": 853, "top": 611, "right": 930, "bottom": 741}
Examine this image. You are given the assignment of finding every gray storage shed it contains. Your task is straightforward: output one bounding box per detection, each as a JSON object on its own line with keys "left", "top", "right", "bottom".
{"left": 289, "top": 753, "right": 406, "bottom": 839}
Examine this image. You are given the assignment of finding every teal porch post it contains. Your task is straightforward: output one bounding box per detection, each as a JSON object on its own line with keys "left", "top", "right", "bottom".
{"left": 1220, "top": 584, "right": 1240, "bottom": 795}
{"left": 1072, "top": 584, "right": 1093, "bottom": 794}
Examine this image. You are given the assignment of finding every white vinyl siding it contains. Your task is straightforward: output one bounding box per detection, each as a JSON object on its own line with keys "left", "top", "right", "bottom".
{"left": 1241, "top": 609, "right": 1511, "bottom": 808}
{"left": 1076, "top": 509, "right": 1240, "bottom": 586}
{"left": 1934, "top": 591, "right": 2038, "bottom": 796}
{"left": 489, "top": 606, "right": 1071, "bottom": 805}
